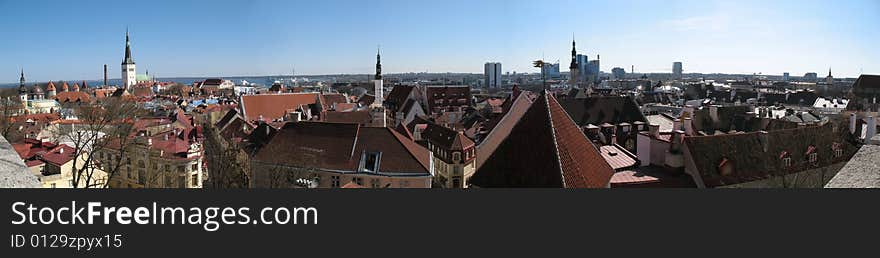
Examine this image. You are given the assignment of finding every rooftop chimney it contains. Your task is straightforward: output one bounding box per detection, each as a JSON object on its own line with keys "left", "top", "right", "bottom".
{"left": 684, "top": 117, "right": 694, "bottom": 136}
{"left": 850, "top": 113, "right": 857, "bottom": 134}
{"left": 672, "top": 119, "right": 682, "bottom": 131}
{"left": 648, "top": 124, "right": 660, "bottom": 138}
{"left": 103, "top": 64, "right": 108, "bottom": 86}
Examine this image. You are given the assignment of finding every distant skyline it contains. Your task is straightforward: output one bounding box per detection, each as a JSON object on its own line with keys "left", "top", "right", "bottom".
{"left": 1, "top": 0, "right": 878, "bottom": 83}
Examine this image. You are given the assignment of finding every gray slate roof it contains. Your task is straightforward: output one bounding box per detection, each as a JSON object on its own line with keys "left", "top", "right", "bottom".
{"left": 0, "top": 136, "right": 40, "bottom": 188}
{"left": 826, "top": 136, "right": 880, "bottom": 188}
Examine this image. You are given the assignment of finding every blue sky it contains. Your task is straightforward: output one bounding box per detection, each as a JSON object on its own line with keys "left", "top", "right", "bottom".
{"left": 1, "top": 0, "right": 878, "bottom": 83}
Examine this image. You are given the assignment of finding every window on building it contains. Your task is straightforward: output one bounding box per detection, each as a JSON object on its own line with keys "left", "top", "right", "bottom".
{"left": 178, "top": 176, "right": 186, "bottom": 189}
{"left": 151, "top": 162, "right": 157, "bottom": 170}
{"left": 452, "top": 176, "right": 462, "bottom": 188}
{"left": 453, "top": 165, "right": 462, "bottom": 175}
{"left": 353, "top": 177, "right": 363, "bottom": 186}
{"left": 809, "top": 153, "right": 818, "bottom": 164}
{"left": 137, "top": 170, "right": 145, "bottom": 185}
{"left": 453, "top": 152, "right": 461, "bottom": 162}
{"left": 370, "top": 178, "right": 380, "bottom": 188}
{"left": 191, "top": 174, "right": 199, "bottom": 187}
{"left": 191, "top": 163, "right": 198, "bottom": 172}
{"left": 835, "top": 148, "right": 843, "bottom": 158}
{"left": 50, "top": 183, "right": 56, "bottom": 188}
{"left": 165, "top": 175, "right": 174, "bottom": 188}
{"left": 782, "top": 157, "right": 792, "bottom": 168}
{"left": 360, "top": 152, "right": 382, "bottom": 172}
{"left": 331, "top": 176, "right": 340, "bottom": 188}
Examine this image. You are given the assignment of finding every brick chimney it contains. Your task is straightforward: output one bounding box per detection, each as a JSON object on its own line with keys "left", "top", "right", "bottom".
{"left": 103, "top": 64, "right": 108, "bottom": 87}
{"left": 672, "top": 119, "right": 682, "bottom": 131}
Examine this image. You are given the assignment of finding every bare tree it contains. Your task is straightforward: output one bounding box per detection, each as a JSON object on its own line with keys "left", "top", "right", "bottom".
{"left": 57, "top": 98, "right": 145, "bottom": 188}
{"left": 0, "top": 88, "right": 24, "bottom": 142}
{"left": 203, "top": 121, "right": 251, "bottom": 188}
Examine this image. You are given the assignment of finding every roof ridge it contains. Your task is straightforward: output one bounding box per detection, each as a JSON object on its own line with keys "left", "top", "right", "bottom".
{"left": 543, "top": 92, "right": 567, "bottom": 187}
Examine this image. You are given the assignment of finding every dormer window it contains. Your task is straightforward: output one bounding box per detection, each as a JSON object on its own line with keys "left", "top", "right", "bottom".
{"left": 780, "top": 151, "right": 792, "bottom": 168}
{"left": 360, "top": 151, "right": 382, "bottom": 173}
{"left": 832, "top": 143, "right": 843, "bottom": 158}
{"left": 453, "top": 152, "right": 461, "bottom": 162}
{"left": 806, "top": 146, "right": 818, "bottom": 165}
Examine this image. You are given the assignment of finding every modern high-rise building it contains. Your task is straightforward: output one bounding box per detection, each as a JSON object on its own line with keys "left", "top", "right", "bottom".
{"left": 587, "top": 59, "right": 600, "bottom": 83}
{"left": 542, "top": 62, "right": 561, "bottom": 79}
{"left": 484, "top": 62, "right": 502, "bottom": 88}
{"left": 121, "top": 30, "right": 137, "bottom": 89}
{"left": 804, "top": 72, "right": 818, "bottom": 82}
{"left": 576, "top": 54, "right": 589, "bottom": 82}
{"left": 611, "top": 67, "right": 626, "bottom": 79}
{"left": 672, "top": 62, "right": 683, "bottom": 79}
{"left": 783, "top": 72, "right": 790, "bottom": 82}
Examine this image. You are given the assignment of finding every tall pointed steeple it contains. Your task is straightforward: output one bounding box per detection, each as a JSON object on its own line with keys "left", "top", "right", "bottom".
{"left": 19, "top": 69, "right": 25, "bottom": 87}
{"left": 121, "top": 29, "right": 137, "bottom": 88}
{"left": 375, "top": 46, "right": 382, "bottom": 80}
{"left": 123, "top": 29, "right": 135, "bottom": 65}
{"left": 569, "top": 36, "right": 578, "bottom": 70}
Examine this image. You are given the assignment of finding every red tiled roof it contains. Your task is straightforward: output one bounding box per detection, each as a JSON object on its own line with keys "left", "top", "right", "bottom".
{"left": 477, "top": 91, "right": 535, "bottom": 169}
{"left": 11, "top": 113, "right": 61, "bottom": 124}
{"left": 426, "top": 86, "right": 471, "bottom": 112}
{"left": 334, "top": 103, "right": 357, "bottom": 112}
{"left": 40, "top": 144, "right": 76, "bottom": 166}
{"left": 322, "top": 110, "right": 372, "bottom": 125}
{"left": 253, "top": 122, "right": 430, "bottom": 174}
{"left": 610, "top": 170, "right": 661, "bottom": 187}
{"left": 241, "top": 93, "right": 319, "bottom": 122}
{"left": 421, "top": 123, "right": 474, "bottom": 151}
{"left": 547, "top": 92, "right": 615, "bottom": 188}
{"left": 471, "top": 91, "right": 614, "bottom": 188}
{"left": 599, "top": 145, "right": 638, "bottom": 170}
{"left": 54, "top": 91, "right": 91, "bottom": 103}
{"left": 320, "top": 93, "right": 349, "bottom": 110}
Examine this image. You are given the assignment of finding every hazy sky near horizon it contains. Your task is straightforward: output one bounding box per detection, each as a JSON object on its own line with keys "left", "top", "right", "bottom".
{"left": 1, "top": 0, "right": 878, "bottom": 83}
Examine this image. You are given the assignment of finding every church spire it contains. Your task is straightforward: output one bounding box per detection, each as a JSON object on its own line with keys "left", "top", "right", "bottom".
{"left": 569, "top": 36, "right": 578, "bottom": 70}
{"left": 374, "top": 45, "right": 382, "bottom": 80}
{"left": 19, "top": 68, "right": 25, "bottom": 86}
{"left": 122, "top": 29, "right": 135, "bottom": 65}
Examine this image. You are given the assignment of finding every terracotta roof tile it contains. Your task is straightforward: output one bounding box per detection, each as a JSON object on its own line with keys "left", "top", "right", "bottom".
{"left": 471, "top": 91, "right": 614, "bottom": 188}
{"left": 241, "top": 93, "right": 319, "bottom": 122}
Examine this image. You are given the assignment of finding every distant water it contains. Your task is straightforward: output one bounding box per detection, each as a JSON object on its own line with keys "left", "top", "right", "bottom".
{"left": 0, "top": 76, "right": 285, "bottom": 88}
